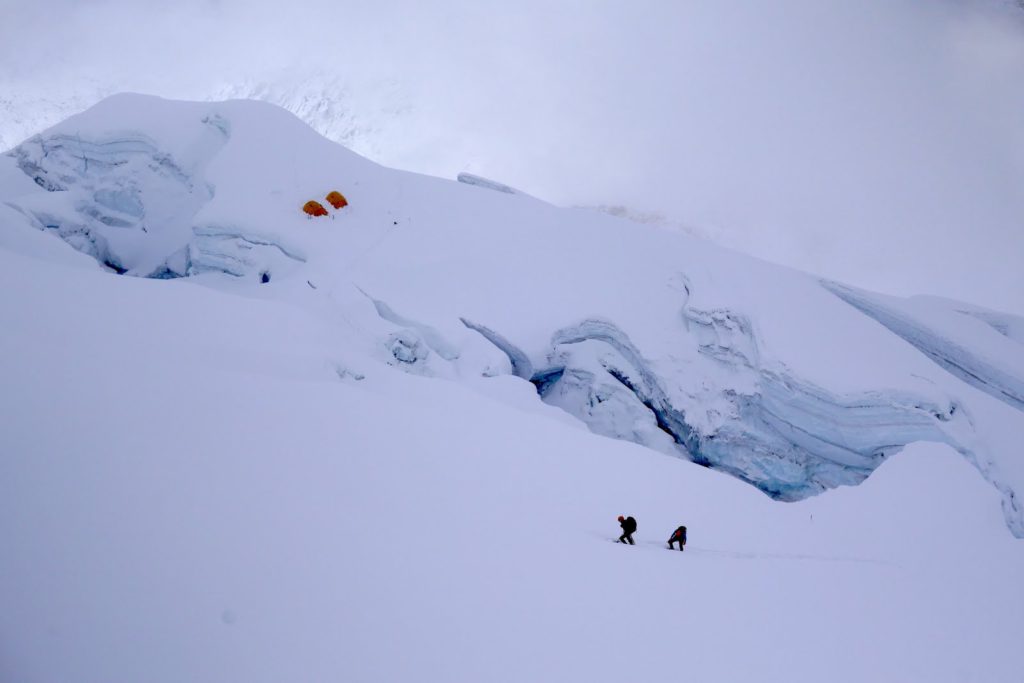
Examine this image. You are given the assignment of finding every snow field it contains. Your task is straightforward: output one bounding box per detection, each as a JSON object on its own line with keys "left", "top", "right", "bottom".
{"left": 1, "top": 245, "right": 1022, "bottom": 682}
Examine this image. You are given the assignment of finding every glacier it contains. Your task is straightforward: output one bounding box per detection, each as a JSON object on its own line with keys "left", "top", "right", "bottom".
{"left": 2, "top": 93, "right": 1022, "bottom": 538}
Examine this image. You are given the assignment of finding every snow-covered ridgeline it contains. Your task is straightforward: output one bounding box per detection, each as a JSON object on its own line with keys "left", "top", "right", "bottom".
{"left": 0, "top": 74, "right": 409, "bottom": 160}
{"left": 823, "top": 282, "right": 1024, "bottom": 413}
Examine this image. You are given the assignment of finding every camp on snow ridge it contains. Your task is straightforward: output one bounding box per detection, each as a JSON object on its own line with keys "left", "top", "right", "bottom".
{"left": 302, "top": 190, "right": 348, "bottom": 218}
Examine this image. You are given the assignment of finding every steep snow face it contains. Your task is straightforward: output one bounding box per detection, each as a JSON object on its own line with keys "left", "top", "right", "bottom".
{"left": 9, "top": 131, "right": 216, "bottom": 275}
{"left": 3, "top": 93, "right": 1023, "bottom": 537}
{"left": 824, "top": 282, "right": 1024, "bottom": 413}
{"left": 527, "top": 317, "right": 963, "bottom": 501}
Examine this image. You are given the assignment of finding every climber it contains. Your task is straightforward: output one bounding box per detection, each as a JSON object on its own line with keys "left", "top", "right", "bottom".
{"left": 617, "top": 515, "right": 637, "bottom": 545}
{"left": 303, "top": 200, "right": 329, "bottom": 217}
{"left": 667, "top": 525, "right": 687, "bottom": 551}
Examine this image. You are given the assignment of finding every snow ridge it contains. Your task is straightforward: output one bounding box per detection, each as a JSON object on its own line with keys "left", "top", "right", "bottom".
{"left": 824, "top": 282, "right": 1024, "bottom": 413}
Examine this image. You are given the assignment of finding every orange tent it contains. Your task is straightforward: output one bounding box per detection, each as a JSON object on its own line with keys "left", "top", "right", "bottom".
{"left": 325, "top": 190, "right": 348, "bottom": 209}
{"left": 303, "top": 200, "right": 329, "bottom": 217}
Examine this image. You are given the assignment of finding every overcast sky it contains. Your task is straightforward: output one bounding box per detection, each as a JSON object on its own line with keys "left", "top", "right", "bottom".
{"left": 2, "top": 0, "right": 1023, "bottom": 312}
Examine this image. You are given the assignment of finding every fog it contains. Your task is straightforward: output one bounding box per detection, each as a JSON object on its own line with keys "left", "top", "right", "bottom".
{"left": 2, "top": 0, "right": 1022, "bottom": 312}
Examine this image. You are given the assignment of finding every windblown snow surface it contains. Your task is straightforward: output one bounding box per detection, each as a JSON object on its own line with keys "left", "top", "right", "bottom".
{"left": 1, "top": 95, "right": 1023, "bottom": 682}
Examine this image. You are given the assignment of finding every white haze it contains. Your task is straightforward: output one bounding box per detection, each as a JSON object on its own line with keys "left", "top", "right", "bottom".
{"left": 2, "top": 0, "right": 1022, "bottom": 312}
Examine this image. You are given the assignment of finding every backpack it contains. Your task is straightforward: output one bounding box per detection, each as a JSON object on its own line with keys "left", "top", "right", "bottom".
{"left": 625, "top": 516, "right": 637, "bottom": 532}
{"left": 676, "top": 526, "right": 687, "bottom": 543}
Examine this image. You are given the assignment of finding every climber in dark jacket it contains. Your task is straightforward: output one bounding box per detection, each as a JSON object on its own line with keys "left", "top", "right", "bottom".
{"left": 617, "top": 515, "right": 637, "bottom": 545}
{"left": 668, "top": 525, "right": 687, "bottom": 551}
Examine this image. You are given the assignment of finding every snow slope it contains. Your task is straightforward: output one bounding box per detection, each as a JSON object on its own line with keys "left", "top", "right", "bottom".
{"left": 3, "top": 94, "right": 1023, "bottom": 535}
{"left": 1, "top": 94, "right": 1023, "bottom": 680}
{"left": 2, "top": 208, "right": 1024, "bottom": 682}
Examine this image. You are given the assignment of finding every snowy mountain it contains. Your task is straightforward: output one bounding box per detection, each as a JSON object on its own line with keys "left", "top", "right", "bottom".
{"left": 2, "top": 95, "right": 1023, "bottom": 682}
{"left": 0, "top": 73, "right": 409, "bottom": 161}
{"left": 0, "top": 81, "right": 116, "bottom": 155}
{"left": 208, "top": 73, "right": 412, "bottom": 164}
